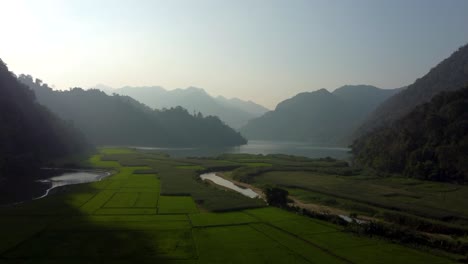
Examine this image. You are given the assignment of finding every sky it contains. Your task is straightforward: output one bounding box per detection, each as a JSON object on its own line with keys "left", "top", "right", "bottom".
{"left": 1, "top": 0, "right": 468, "bottom": 108}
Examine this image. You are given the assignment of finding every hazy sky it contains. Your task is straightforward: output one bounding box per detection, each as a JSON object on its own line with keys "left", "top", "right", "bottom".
{"left": 1, "top": 0, "right": 468, "bottom": 108}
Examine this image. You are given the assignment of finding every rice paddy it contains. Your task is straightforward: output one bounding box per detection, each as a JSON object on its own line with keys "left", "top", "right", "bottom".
{"left": 0, "top": 148, "right": 456, "bottom": 263}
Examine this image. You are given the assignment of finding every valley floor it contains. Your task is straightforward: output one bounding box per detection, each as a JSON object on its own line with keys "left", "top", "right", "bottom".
{"left": 0, "top": 148, "right": 457, "bottom": 263}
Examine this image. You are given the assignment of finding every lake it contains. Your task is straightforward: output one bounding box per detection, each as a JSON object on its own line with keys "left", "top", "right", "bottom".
{"left": 135, "top": 140, "right": 351, "bottom": 160}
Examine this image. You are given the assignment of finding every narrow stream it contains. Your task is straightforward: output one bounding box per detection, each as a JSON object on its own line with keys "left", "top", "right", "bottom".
{"left": 199, "top": 172, "right": 259, "bottom": 198}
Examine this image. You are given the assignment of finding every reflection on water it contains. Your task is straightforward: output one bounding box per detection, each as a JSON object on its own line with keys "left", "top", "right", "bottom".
{"left": 200, "top": 172, "right": 259, "bottom": 198}
{"left": 36, "top": 170, "right": 111, "bottom": 199}
{"left": 134, "top": 140, "right": 351, "bottom": 159}
{"left": 0, "top": 170, "right": 110, "bottom": 205}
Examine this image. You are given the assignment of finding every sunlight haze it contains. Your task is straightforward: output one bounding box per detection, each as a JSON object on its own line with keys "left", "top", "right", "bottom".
{"left": 1, "top": 0, "right": 468, "bottom": 108}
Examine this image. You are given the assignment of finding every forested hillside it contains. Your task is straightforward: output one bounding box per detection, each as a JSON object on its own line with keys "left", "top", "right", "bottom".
{"left": 356, "top": 44, "right": 468, "bottom": 136}
{"left": 106, "top": 86, "right": 268, "bottom": 129}
{"left": 20, "top": 76, "right": 246, "bottom": 147}
{"left": 0, "top": 59, "right": 90, "bottom": 180}
{"left": 352, "top": 87, "right": 468, "bottom": 182}
{"left": 240, "top": 85, "right": 399, "bottom": 145}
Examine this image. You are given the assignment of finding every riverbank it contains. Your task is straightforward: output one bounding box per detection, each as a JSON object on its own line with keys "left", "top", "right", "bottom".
{"left": 0, "top": 147, "right": 454, "bottom": 263}
{"left": 215, "top": 171, "right": 373, "bottom": 223}
{"left": 0, "top": 169, "right": 111, "bottom": 206}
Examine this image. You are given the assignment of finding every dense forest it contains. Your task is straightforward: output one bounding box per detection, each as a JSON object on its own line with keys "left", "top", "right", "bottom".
{"left": 0, "top": 59, "right": 90, "bottom": 181}
{"left": 19, "top": 76, "right": 246, "bottom": 147}
{"left": 241, "top": 85, "right": 399, "bottom": 145}
{"left": 107, "top": 86, "right": 268, "bottom": 129}
{"left": 352, "top": 87, "right": 468, "bottom": 183}
{"left": 356, "top": 43, "right": 468, "bottom": 137}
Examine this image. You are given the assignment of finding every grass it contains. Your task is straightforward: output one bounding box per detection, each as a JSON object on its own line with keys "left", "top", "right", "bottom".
{"left": 176, "top": 165, "right": 205, "bottom": 170}
{"left": 0, "top": 148, "right": 457, "bottom": 263}
{"left": 241, "top": 162, "right": 272, "bottom": 167}
{"left": 104, "top": 192, "right": 139, "bottom": 207}
{"left": 158, "top": 196, "right": 199, "bottom": 214}
{"left": 193, "top": 225, "right": 314, "bottom": 264}
{"left": 251, "top": 170, "right": 468, "bottom": 222}
{"left": 189, "top": 211, "right": 258, "bottom": 227}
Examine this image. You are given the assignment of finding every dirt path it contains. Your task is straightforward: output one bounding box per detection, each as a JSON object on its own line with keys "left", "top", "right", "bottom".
{"left": 215, "top": 172, "right": 375, "bottom": 222}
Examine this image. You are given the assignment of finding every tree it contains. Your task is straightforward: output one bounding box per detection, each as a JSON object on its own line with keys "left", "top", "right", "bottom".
{"left": 352, "top": 87, "right": 468, "bottom": 183}
{"left": 264, "top": 186, "right": 289, "bottom": 207}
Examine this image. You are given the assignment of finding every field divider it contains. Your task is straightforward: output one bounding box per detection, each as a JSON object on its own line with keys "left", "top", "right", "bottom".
{"left": 192, "top": 222, "right": 260, "bottom": 229}
{"left": 253, "top": 221, "right": 355, "bottom": 264}
{"left": 0, "top": 214, "right": 68, "bottom": 258}
{"left": 248, "top": 224, "right": 314, "bottom": 264}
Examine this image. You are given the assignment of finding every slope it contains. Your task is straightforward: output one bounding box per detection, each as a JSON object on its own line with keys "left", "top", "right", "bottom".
{"left": 240, "top": 85, "right": 399, "bottom": 145}
{"left": 352, "top": 87, "right": 468, "bottom": 182}
{"left": 0, "top": 59, "right": 90, "bottom": 180}
{"left": 19, "top": 76, "right": 246, "bottom": 147}
{"left": 108, "top": 86, "right": 267, "bottom": 129}
{"left": 356, "top": 43, "right": 468, "bottom": 136}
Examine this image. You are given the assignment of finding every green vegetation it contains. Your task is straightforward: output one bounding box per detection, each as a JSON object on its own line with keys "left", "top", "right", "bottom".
{"left": 0, "top": 59, "right": 90, "bottom": 185}
{"left": 357, "top": 43, "right": 468, "bottom": 137}
{"left": 249, "top": 170, "right": 468, "bottom": 224}
{"left": 176, "top": 165, "right": 205, "bottom": 170}
{"left": 111, "top": 85, "right": 269, "bottom": 129}
{"left": 240, "top": 85, "right": 399, "bottom": 145}
{"left": 230, "top": 156, "right": 468, "bottom": 257}
{"left": 0, "top": 148, "right": 455, "bottom": 263}
{"left": 352, "top": 87, "right": 468, "bottom": 182}
{"left": 264, "top": 186, "right": 289, "bottom": 207}
{"left": 158, "top": 196, "right": 199, "bottom": 214}
{"left": 19, "top": 74, "right": 247, "bottom": 147}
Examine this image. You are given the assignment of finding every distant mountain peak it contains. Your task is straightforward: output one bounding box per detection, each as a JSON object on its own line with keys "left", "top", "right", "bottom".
{"left": 333, "top": 84, "right": 380, "bottom": 93}
{"left": 242, "top": 84, "right": 400, "bottom": 145}
{"left": 184, "top": 86, "right": 207, "bottom": 93}
{"left": 93, "top": 84, "right": 114, "bottom": 92}
{"left": 316, "top": 88, "right": 330, "bottom": 93}
{"left": 108, "top": 85, "right": 268, "bottom": 128}
{"left": 355, "top": 42, "right": 468, "bottom": 137}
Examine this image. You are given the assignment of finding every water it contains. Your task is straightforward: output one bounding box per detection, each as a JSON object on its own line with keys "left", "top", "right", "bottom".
{"left": 338, "top": 215, "right": 368, "bottom": 224}
{"left": 0, "top": 169, "right": 110, "bottom": 205}
{"left": 199, "top": 172, "right": 259, "bottom": 198}
{"left": 36, "top": 170, "right": 111, "bottom": 199}
{"left": 134, "top": 140, "right": 351, "bottom": 159}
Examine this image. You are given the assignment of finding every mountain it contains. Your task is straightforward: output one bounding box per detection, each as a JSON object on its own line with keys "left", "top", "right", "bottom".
{"left": 0, "top": 59, "right": 90, "bottom": 180}
{"left": 215, "top": 96, "right": 269, "bottom": 116}
{"left": 20, "top": 76, "right": 246, "bottom": 148}
{"left": 100, "top": 86, "right": 268, "bottom": 129}
{"left": 356, "top": 43, "right": 468, "bottom": 136}
{"left": 352, "top": 87, "right": 468, "bottom": 183}
{"left": 240, "top": 85, "right": 400, "bottom": 146}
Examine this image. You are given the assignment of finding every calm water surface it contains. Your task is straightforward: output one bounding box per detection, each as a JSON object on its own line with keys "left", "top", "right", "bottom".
{"left": 36, "top": 170, "right": 111, "bottom": 199}
{"left": 0, "top": 169, "right": 110, "bottom": 205}
{"left": 135, "top": 140, "right": 351, "bottom": 159}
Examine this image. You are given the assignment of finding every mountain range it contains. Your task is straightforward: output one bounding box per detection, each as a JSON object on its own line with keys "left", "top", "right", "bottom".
{"left": 94, "top": 85, "right": 269, "bottom": 129}
{"left": 20, "top": 77, "right": 246, "bottom": 147}
{"left": 240, "top": 85, "right": 401, "bottom": 146}
{"left": 356, "top": 43, "right": 468, "bottom": 137}
{"left": 0, "top": 59, "right": 89, "bottom": 181}
{"left": 351, "top": 43, "right": 468, "bottom": 182}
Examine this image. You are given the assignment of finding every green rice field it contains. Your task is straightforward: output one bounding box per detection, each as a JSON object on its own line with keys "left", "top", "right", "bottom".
{"left": 0, "top": 148, "right": 456, "bottom": 263}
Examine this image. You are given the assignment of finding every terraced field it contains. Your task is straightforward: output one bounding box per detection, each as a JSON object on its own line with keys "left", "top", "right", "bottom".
{"left": 0, "top": 148, "right": 455, "bottom": 263}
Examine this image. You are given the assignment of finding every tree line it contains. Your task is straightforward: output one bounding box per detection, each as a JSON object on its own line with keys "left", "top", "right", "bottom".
{"left": 352, "top": 87, "right": 468, "bottom": 183}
